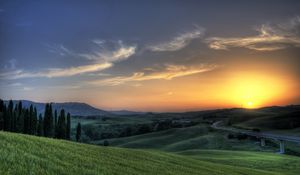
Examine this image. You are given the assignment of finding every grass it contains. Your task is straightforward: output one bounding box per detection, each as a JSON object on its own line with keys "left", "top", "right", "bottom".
{"left": 1, "top": 131, "right": 300, "bottom": 175}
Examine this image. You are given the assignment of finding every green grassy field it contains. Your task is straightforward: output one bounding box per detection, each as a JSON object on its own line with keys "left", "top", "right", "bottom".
{"left": 1, "top": 131, "right": 300, "bottom": 175}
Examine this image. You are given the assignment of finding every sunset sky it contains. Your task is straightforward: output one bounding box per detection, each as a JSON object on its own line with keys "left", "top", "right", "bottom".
{"left": 0, "top": 0, "right": 300, "bottom": 112}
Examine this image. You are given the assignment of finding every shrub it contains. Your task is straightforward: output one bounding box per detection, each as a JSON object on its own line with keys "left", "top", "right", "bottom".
{"left": 103, "top": 140, "right": 109, "bottom": 146}
{"left": 227, "top": 133, "right": 235, "bottom": 139}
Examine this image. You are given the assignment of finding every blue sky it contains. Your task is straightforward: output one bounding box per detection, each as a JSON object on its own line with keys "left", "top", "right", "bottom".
{"left": 0, "top": 0, "right": 300, "bottom": 111}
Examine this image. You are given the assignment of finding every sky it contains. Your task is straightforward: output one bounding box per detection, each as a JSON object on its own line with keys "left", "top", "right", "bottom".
{"left": 0, "top": 0, "right": 300, "bottom": 112}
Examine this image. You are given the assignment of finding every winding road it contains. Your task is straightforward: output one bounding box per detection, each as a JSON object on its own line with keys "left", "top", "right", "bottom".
{"left": 212, "top": 121, "right": 300, "bottom": 144}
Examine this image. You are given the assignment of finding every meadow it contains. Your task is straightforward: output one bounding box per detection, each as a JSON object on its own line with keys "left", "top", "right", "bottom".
{"left": 1, "top": 131, "right": 300, "bottom": 175}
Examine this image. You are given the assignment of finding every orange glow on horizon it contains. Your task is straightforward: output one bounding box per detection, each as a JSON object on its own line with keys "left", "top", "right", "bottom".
{"left": 85, "top": 70, "right": 297, "bottom": 112}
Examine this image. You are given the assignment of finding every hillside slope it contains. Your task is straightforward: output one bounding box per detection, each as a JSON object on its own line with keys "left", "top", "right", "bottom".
{"left": 103, "top": 124, "right": 280, "bottom": 152}
{"left": 1, "top": 132, "right": 299, "bottom": 175}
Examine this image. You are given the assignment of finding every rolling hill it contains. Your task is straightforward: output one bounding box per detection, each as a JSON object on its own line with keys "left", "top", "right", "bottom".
{"left": 1, "top": 131, "right": 300, "bottom": 175}
{"left": 99, "top": 124, "right": 276, "bottom": 152}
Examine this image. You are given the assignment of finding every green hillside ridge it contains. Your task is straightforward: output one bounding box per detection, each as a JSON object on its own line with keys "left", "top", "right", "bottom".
{"left": 102, "top": 124, "right": 278, "bottom": 152}
{"left": 1, "top": 131, "right": 300, "bottom": 175}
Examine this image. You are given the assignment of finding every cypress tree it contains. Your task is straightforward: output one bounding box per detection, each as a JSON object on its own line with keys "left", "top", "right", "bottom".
{"left": 12, "top": 105, "right": 17, "bottom": 132}
{"left": 49, "top": 104, "right": 54, "bottom": 137}
{"left": 18, "top": 101, "right": 22, "bottom": 117}
{"left": 0, "top": 99, "right": 4, "bottom": 130}
{"left": 29, "top": 105, "right": 34, "bottom": 134}
{"left": 23, "top": 109, "right": 29, "bottom": 134}
{"left": 0, "top": 99, "right": 3, "bottom": 113}
{"left": 37, "top": 114, "right": 43, "bottom": 136}
{"left": 43, "top": 103, "right": 53, "bottom": 137}
{"left": 3, "top": 105, "right": 7, "bottom": 131}
{"left": 8, "top": 100, "right": 13, "bottom": 113}
{"left": 32, "top": 107, "right": 38, "bottom": 135}
{"left": 66, "top": 113, "right": 71, "bottom": 140}
{"left": 54, "top": 110, "right": 58, "bottom": 138}
{"left": 15, "top": 101, "right": 24, "bottom": 133}
{"left": 6, "top": 100, "right": 13, "bottom": 131}
{"left": 16, "top": 108, "right": 24, "bottom": 133}
{"left": 76, "top": 122, "right": 81, "bottom": 142}
{"left": 43, "top": 104, "right": 48, "bottom": 136}
{"left": 57, "top": 109, "right": 66, "bottom": 139}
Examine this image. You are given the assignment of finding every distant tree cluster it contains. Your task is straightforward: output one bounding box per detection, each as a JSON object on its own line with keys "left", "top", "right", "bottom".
{"left": 0, "top": 99, "right": 72, "bottom": 141}
{"left": 81, "top": 118, "right": 197, "bottom": 141}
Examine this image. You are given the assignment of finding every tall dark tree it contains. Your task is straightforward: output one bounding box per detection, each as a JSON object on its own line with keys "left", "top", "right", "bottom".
{"left": 3, "top": 105, "right": 7, "bottom": 131}
{"left": 54, "top": 109, "right": 58, "bottom": 138}
{"left": 43, "top": 103, "right": 53, "bottom": 137}
{"left": 16, "top": 109, "right": 24, "bottom": 133}
{"left": 49, "top": 104, "right": 54, "bottom": 136}
{"left": 43, "top": 104, "right": 49, "bottom": 136}
{"left": 76, "top": 122, "right": 81, "bottom": 142}
{"left": 12, "top": 104, "right": 17, "bottom": 132}
{"left": 0, "top": 99, "right": 4, "bottom": 130}
{"left": 37, "top": 114, "right": 43, "bottom": 136}
{"left": 57, "top": 109, "right": 66, "bottom": 139}
{"left": 17, "top": 101, "right": 22, "bottom": 117}
{"left": 15, "top": 101, "right": 24, "bottom": 133}
{"left": 29, "top": 105, "right": 34, "bottom": 134}
{"left": 5, "top": 100, "right": 14, "bottom": 131}
{"left": 32, "top": 107, "right": 38, "bottom": 134}
{"left": 0, "top": 99, "right": 3, "bottom": 113}
{"left": 66, "top": 112, "right": 71, "bottom": 140}
{"left": 23, "top": 109, "right": 29, "bottom": 134}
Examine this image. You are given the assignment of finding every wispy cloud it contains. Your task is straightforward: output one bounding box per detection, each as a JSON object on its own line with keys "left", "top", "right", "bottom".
{"left": 80, "top": 40, "right": 136, "bottom": 62}
{"left": 46, "top": 44, "right": 75, "bottom": 56}
{"left": 3, "top": 59, "right": 17, "bottom": 69}
{"left": 1, "top": 40, "right": 136, "bottom": 80}
{"left": 148, "top": 27, "right": 204, "bottom": 52}
{"left": 46, "top": 85, "right": 81, "bottom": 90}
{"left": 0, "top": 63, "right": 112, "bottom": 79}
{"left": 87, "top": 72, "right": 111, "bottom": 77}
{"left": 206, "top": 16, "right": 300, "bottom": 51}
{"left": 23, "top": 87, "right": 34, "bottom": 91}
{"left": 92, "top": 39, "right": 106, "bottom": 46}
{"left": 10, "top": 82, "right": 22, "bottom": 87}
{"left": 0, "top": 82, "right": 22, "bottom": 87}
{"left": 90, "top": 64, "right": 218, "bottom": 86}
{"left": 47, "top": 41, "right": 136, "bottom": 62}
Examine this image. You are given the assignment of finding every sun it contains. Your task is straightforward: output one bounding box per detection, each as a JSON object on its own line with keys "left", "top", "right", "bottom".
{"left": 245, "top": 101, "right": 254, "bottom": 108}
{"left": 224, "top": 71, "right": 288, "bottom": 109}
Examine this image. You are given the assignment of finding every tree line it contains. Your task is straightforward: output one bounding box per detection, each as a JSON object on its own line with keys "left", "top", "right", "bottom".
{"left": 0, "top": 99, "right": 78, "bottom": 141}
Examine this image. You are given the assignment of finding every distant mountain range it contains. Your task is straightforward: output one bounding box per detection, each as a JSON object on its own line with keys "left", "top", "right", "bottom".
{"left": 108, "top": 110, "right": 146, "bottom": 115}
{"left": 3, "top": 100, "right": 109, "bottom": 116}
{"left": 3, "top": 100, "right": 145, "bottom": 117}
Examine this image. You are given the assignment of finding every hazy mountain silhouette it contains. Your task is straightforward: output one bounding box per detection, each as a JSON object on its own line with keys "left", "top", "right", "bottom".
{"left": 4, "top": 100, "right": 108, "bottom": 116}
